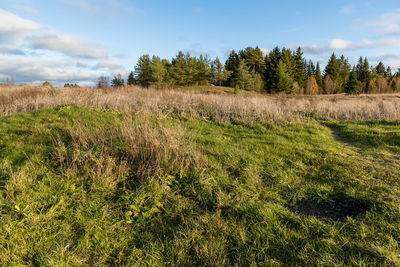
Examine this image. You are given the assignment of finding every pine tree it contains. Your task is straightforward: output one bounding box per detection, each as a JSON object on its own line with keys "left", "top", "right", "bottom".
{"left": 195, "top": 54, "right": 213, "bottom": 86}
{"left": 213, "top": 57, "right": 231, "bottom": 86}
{"left": 239, "top": 47, "right": 265, "bottom": 74}
{"left": 151, "top": 56, "right": 168, "bottom": 88}
{"left": 169, "top": 51, "right": 188, "bottom": 86}
{"left": 127, "top": 71, "right": 136, "bottom": 86}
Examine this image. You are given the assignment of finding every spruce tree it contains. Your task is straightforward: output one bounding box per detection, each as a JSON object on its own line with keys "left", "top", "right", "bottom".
{"left": 225, "top": 50, "right": 240, "bottom": 87}
{"left": 276, "top": 60, "right": 294, "bottom": 94}
{"left": 293, "top": 47, "right": 307, "bottom": 88}
{"left": 375, "top": 62, "right": 386, "bottom": 76}
{"left": 264, "top": 46, "right": 281, "bottom": 92}
{"left": 338, "top": 55, "right": 351, "bottom": 92}
{"left": 306, "top": 60, "right": 316, "bottom": 77}
{"left": 324, "top": 53, "right": 342, "bottom": 93}
{"left": 315, "top": 62, "right": 323, "bottom": 88}
{"left": 111, "top": 74, "right": 125, "bottom": 87}
{"left": 135, "top": 55, "right": 153, "bottom": 87}
{"left": 345, "top": 69, "right": 362, "bottom": 94}
{"left": 386, "top": 66, "right": 392, "bottom": 78}
{"left": 127, "top": 71, "right": 136, "bottom": 86}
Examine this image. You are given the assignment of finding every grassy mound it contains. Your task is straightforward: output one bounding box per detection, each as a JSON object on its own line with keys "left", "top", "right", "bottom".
{"left": 0, "top": 105, "right": 399, "bottom": 265}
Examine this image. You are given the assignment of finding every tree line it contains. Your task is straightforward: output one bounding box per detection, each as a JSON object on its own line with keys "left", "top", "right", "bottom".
{"left": 100, "top": 46, "right": 400, "bottom": 94}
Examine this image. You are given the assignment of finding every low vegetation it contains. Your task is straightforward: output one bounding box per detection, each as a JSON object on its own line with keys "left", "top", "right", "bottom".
{"left": 0, "top": 85, "right": 400, "bottom": 265}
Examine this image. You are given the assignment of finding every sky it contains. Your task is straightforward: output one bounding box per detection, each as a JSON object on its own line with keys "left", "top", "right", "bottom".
{"left": 1, "top": 0, "right": 400, "bottom": 86}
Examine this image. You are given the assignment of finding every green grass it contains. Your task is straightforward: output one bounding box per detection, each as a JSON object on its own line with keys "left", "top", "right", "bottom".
{"left": 0, "top": 105, "right": 400, "bottom": 265}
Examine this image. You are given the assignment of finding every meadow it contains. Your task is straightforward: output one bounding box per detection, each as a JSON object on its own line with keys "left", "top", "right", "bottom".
{"left": 0, "top": 85, "right": 400, "bottom": 265}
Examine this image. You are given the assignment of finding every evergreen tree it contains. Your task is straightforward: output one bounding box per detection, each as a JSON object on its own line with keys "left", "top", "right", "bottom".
{"left": 111, "top": 73, "right": 125, "bottom": 87}
{"left": 306, "top": 60, "right": 316, "bottom": 77}
{"left": 315, "top": 62, "right": 323, "bottom": 88}
{"left": 338, "top": 55, "right": 351, "bottom": 92}
{"left": 345, "top": 69, "right": 362, "bottom": 94}
{"left": 135, "top": 55, "right": 153, "bottom": 87}
{"left": 264, "top": 46, "right": 281, "bottom": 92}
{"left": 281, "top": 48, "right": 295, "bottom": 78}
{"left": 386, "top": 66, "right": 392, "bottom": 78}
{"left": 225, "top": 50, "right": 240, "bottom": 87}
{"left": 362, "top": 57, "right": 371, "bottom": 83}
{"left": 375, "top": 62, "right": 386, "bottom": 76}
{"left": 276, "top": 60, "right": 294, "bottom": 93}
{"left": 127, "top": 71, "right": 136, "bottom": 86}
{"left": 293, "top": 47, "right": 307, "bottom": 88}
{"left": 356, "top": 57, "right": 364, "bottom": 81}
{"left": 169, "top": 51, "right": 188, "bottom": 86}
{"left": 324, "top": 53, "right": 342, "bottom": 93}
{"left": 236, "top": 60, "right": 252, "bottom": 90}
{"left": 239, "top": 47, "right": 265, "bottom": 74}
{"left": 151, "top": 56, "right": 169, "bottom": 88}
{"left": 195, "top": 54, "right": 213, "bottom": 85}
{"left": 213, "top": 57, "right": 231, "bottom": 86}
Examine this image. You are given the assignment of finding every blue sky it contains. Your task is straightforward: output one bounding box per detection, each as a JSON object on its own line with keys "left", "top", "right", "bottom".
{"left": 1, "top": 0, "right": 400, "bottom": 85}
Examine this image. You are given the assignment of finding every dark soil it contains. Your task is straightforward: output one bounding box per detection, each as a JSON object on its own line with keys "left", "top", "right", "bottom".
{"left": 290, "top": 197, "right": 372, "bottom": 221}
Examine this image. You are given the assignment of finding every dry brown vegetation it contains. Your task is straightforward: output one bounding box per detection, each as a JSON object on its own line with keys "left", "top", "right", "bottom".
{"left": 1, "top": 84, "right": 400, "bottom": 122}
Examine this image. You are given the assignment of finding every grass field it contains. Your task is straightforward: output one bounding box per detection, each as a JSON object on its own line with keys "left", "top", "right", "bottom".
{"left": 0, "top": 86, "right": 400, "bottom": 265}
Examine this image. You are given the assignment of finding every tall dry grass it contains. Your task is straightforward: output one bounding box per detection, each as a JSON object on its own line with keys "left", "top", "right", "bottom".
{"left": 1, "top": 84, "right": 400, "bottom": 122}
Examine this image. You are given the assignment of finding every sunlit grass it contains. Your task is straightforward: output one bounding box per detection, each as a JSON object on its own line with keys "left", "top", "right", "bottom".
{"left": 0, "top": 105, "right": 399, "bottom": 265}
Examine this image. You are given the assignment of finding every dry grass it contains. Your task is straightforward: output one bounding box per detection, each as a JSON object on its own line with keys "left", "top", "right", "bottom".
{"left": 1, "top": 84, "right": 400, "bottom": 122}
{"left": 51, "top": 115, "right": 200, "bottom": 187}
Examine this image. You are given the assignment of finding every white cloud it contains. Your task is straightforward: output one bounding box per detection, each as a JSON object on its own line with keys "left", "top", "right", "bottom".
{"left": 353, "top": 9, "right": 400, "bottom": 35}
{"left": 340, "top": 5, "right": 355, "bottom": 15}
{"left": 301, "top": 38, "right": 400, "bottom": 54}
{"left": 0, "top": 9, "right": 125, "bottom": 85}
{"left": 0, "top": 8, "right": 107, "bottom": 59}
{"left": 93, "top": 60, "right": 126, "bottom": 75}
{"left": 0, "top": 55, "right": 98, "bottom": 84}
{"left": 14, "top": 5, "right": 39, "bottom": 15}
{"left": 28, "top": 34, "right": 107, "bottom": 59}
{"left": 260, "top": 47, "right": 270, "bottom": 56}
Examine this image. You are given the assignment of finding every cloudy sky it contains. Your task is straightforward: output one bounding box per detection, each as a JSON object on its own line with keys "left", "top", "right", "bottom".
{"left": 1, "top": 0, "right": 400, "bottom": 86}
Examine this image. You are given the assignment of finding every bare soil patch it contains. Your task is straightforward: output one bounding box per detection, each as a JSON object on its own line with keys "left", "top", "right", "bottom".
{"left": 291, "top": 197, "right": 372, "bottom": 221}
